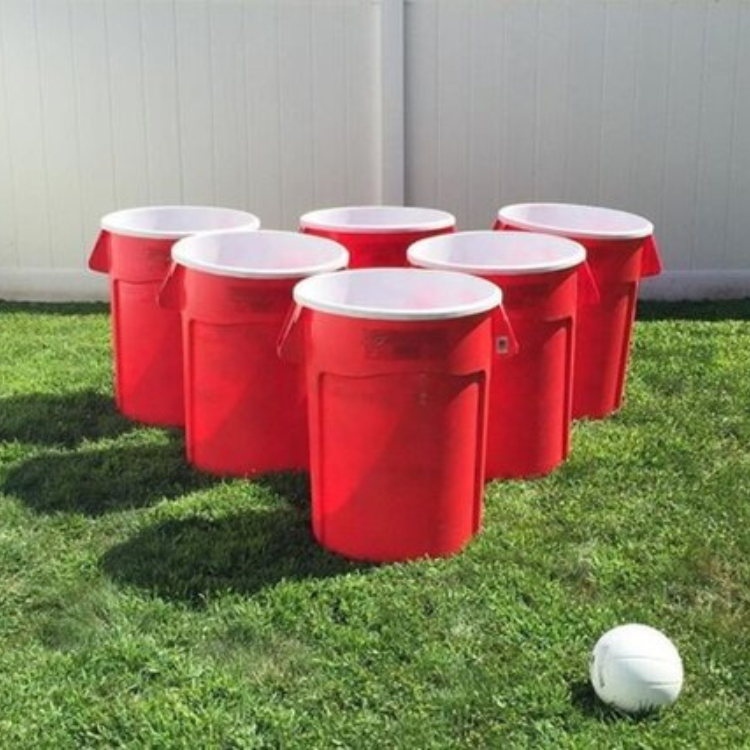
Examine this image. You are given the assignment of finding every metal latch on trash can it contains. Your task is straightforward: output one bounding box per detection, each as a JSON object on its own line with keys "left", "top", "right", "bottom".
{"left": 496, "top": 336, "right": 511, "bottom": 355}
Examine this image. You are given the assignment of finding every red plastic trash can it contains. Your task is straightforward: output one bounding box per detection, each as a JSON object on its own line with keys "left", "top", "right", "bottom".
{"left": 89, "top": 206, "right": 260, "bottom": 426}
{"left": 299, "top": 206, "right": 455, "bottom": 268}
{"left": 158, "top": 230, "right": 348, "bottom": 476}
{"left": 495, "top": 203, "right": 663, "bottom": 419}
{"left": 278, "top": 268, "right": 513, "bottom": 562}
{"left": 409, "top": 231, "right": 595, "bottom": 479}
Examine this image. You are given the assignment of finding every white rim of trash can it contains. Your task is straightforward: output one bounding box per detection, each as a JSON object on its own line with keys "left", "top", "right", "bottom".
{"left": 497, "top": 203, "right": 653, "bottom": 241}
{"left": 293, "top": 268, "right": 502, "bottom": 321}
{"left": 299, "top": 205, "right": 456, "bottom": 234}
{"left": 172, "top": 229, "right": 349, "bottom": 280}
{"left": 408, "top": 231, "right": 587, "bottom": 276}
{"left": 101, "top": 205, "right": 261, "bottom": 240}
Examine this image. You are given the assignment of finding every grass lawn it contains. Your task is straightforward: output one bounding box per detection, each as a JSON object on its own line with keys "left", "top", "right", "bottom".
{"left": 1, "top": 299, "right": 750, "bottom": 748}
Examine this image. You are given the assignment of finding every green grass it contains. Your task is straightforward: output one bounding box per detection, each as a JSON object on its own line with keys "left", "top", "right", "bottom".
{"left": 1, "top": 299, "right": 750, "bottom": 748}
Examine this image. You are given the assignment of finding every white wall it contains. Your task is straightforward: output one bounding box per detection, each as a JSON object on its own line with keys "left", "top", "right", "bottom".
{"left": 0, "top": 0, "right": 397, "bottom": 300}
{"left": 1, "top": 0, "right": 749, "bottom": 301}
{"left": 405, "top": 0, "right": 750, "bottom": 300}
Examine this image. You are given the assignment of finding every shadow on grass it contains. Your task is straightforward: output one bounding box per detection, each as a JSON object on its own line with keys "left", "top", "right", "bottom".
{"left": 637, "top": 299, "right": 750, "bottom": 322}
{"left": 1, "top": 438, "right": 215, "bottom": 516}
{"left": 569, "top": 679, "right": 662, "bottom": 724}
{"left": 0, "top": 301, "right": 108, "bottom": 316}
{"left": 0, "top": 391, "right": 131, "bottom": 447}
{"left": 253, "top": 471, "right": 311, "bottom": 509}
{"left": 102, "top": 502, "right": 368, "bottom": 603}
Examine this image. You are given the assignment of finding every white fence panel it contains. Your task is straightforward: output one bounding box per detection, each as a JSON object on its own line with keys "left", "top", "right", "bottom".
{"left": 0, "top": 0, "right": 392, "bottom": 300}
{"left": 1, "top": 0, "right": 749, "bottom": 300}
{"left": 404, "top": 0, "right": 750, "bottom": 300}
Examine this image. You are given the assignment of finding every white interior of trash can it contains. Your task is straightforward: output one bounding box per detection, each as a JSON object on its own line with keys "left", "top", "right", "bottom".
{"left": 408, "top": 231, "right": 586, "bottom": 275}
{"left": 293, "top": 268, "right": 501, "bottom": 321}
{"left": 172, "top": 230, "right": 349, "bottom": 279}
{"left": 497, "top": 203, "right": 653, "bottom": 240}
{"left": 299, "top": 206, "right": 455, "bottom": 234}
{"left": 101, "top": 206, "right": 261, "bottom": 239}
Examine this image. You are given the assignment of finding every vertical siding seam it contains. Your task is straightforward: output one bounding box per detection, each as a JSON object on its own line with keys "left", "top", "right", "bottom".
{"left": 0, "top": 0, "right": 19, "bottom": 267}
{"left": 241, "top": 1, "right": 251, "bottom": 210}
{"left": 434, "top": 0, "right": 440, "bottom": 206}
{"left": 378, "top": 0, "right": 405, "bottom": 204}
{"left": 532, "top": 0, "right": 541, "bottom": 199}
{"left": 656, "top": 1, "right": 674, "bottom": 231}
{"left": 102, "top": 0, "right": 119, "bottom": 213}
{"left": 275, "top": 1, "right": 285, "bottom": 219}
{"left": 403, "top": 0, "right": 411, "bottom": 204}
{"left": 171, "top": 0, "right": 185, "bottom": 203}
{"left": 624, "top": 0, "right": 639, "bottom": 210}
{"left": 721, "top": 2, "right": 742, "bottom": 268}
{"left": 561, "top": 0, "right": 573, "bottom": 200}
{"left": 137, "top": 0, "right": 151, "bottom": 204}
{"left": 690, "top": 0, "right": 709, "bottom": 272}
{"left": 659, "top": 0, "right": 676, "bottom": 229}
{"left": 308, "top": 0, "right": 317, "bottom": 209}
{"left": 595, "top": 0, "right": 609, "bottom": 205}
{"left": 626, "top": 0, "right": 643, "bottom": 209}
{"left": 342, "top": 0, "right": 350, "bottom": 202}
{"left": 626, "top": 3, "right": 641, "bottom": 212}
{"left": 32, "top": 0, "right": 54, "bottom": 267}
{"left": 207, "top": 0, "right": 218, "bottom": 204}
{"left": 465, "top": 1, "right": 473, "bottom": 224}
{"left": 67, "top": 0, "right": 87, "bottom": 256}
{"left": 500, "top": 0, "right": 507, "bottom": 203}
{"left": 497, "top": 0, "right": 506, "bottom": 202}
{"left": 494, "top": 1, "right": 502, "bottom": 204}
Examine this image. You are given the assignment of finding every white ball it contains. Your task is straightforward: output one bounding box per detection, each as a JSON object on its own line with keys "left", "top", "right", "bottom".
{"left": 589, "top": 624, "right": 684, "bottom": 713}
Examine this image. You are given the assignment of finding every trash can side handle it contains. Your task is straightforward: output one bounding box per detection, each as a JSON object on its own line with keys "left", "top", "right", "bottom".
{"left": 640, "top": 235, "right": 663, "bottom": 278}
{"left": 158, "top": 263, "right": 186, "bottom": 311}
{"left": 494, "top": 305, "right": 519, "bottom": 357}
{"left": 578, "top": 260, "right": 601, "bottom": 306}
{"left": 88, "top": 230, "right": 111, "bottom": 273}
{"left": 277, "top": 303, "right": 305, "bottom": 363}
